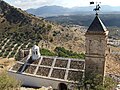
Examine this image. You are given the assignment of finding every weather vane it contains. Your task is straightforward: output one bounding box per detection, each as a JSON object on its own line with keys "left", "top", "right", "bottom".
{"left": 90, "top": 1, "right": 101, "bottom": 15}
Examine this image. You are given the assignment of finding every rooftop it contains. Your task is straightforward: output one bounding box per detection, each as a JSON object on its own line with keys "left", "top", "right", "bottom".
{"left": 86, "top": 15, "right": 107, "bottom": 34}
{"left": 9, "top": 55, "right": 85, "bottom": 82}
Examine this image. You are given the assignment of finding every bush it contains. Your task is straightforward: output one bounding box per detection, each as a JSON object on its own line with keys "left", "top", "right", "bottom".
{"left": 10, "top": 44, "right": 14, "bottom": 48}
{"left": 1, "top": 43, "right": 4, "bottom": 46}
{"left": 7, "top": 41, "right": 11, "bottom": 45}
{"left": 15, "top": 53, "right": 19, "bottom": 61}
{"left": 8, "top": 55, "right": 13, "bottom": 58}
{"left": 6, "top": 47, "right": 12, "bottom": 51}
{"left": 10, "top": 51, "right": 16, "bottom": 57}
{"left": 54, "top": 47, "right": 85, "bottom": 59}
{"left": 14, "top": 46, "right": 18, "bottom": 50}
{"left": 28, "top": 43, "right": 34, "bottom": 48}
{"left": 85, "top": 73, "right": 117, "bottom": 90}
{"left": 40, "top": 48, "right": 56, "bottom": 56}
{"left": 21, "top": 44, "right": 26, "bottom": 49}
{"left": 1, "top": 49, "right": 5, "bottom": 53}
{"left": 4, "top": 51, "right": 9, "bottom": 57}
{"left": 0, "top": 52, "right": 3, "bottom": 57}
{"left": 0, "top": 72, "right": 21, "bottom": 90}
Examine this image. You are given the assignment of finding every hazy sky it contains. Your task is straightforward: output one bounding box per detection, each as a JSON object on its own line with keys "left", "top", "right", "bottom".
{"left": 4, "top": 0, "right": 120, "bottom": 10}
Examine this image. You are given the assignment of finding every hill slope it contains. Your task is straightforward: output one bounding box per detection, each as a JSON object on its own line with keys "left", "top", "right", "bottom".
{"left": 0, "top": 0, "right": 85, "bottom": 59}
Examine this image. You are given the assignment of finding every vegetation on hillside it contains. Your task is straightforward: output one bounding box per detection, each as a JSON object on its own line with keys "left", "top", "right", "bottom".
{"left": 54, "top": 47, "right": 85, "bottom": 59}
{"left": 0, "top": 0, "right": 85, "bottom": 59}
{"left": 85, "top": 73, "right": 117, "bottom": 90}
{"left": 46, "top": 14, "right": 120, "bottom": 27}
{"left": 40, "top": 47, "right": 85, "bottom": 59}
{"left": 0, "top": 72, "right": 21, "bottom": 90}
{"left": 0, "top": 34, "right": 84, "bottom": 59}
{"left": 46, "top": 15, "right": 120, "bottom": 39}
{"left": 0, "top": 35, "right": 39, "bottom": 59}
{"left": 40, "top": 48, "right": 56, "bottom": 56}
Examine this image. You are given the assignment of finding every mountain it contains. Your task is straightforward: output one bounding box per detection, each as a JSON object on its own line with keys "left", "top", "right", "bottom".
{"left": 46, "top": 14, "right": 120, "bottom": 39}
{"left": 0, "top": 0, "right": 85, "bottom": 59}
{"left": 46, "top": 14, "right": 120, "bottom": 27}
{"left": 26, "top": 5, "right": 120, "bottom": 17}
{"left": 27, "top": 5, "right": 70, "bottom": 17}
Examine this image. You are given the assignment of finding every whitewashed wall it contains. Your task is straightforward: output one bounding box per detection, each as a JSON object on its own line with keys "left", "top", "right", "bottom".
{"left": 8, "top": 72, "right": 73, "bottom": 89}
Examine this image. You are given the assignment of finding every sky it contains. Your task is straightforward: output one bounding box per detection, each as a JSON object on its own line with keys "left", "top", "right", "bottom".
{"left": 4, "top": 0, "right": 120, "bottom": 10}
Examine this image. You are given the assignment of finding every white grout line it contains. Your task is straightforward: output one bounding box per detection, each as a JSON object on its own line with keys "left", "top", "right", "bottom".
{"left": 34, "top": 56, "right": 43, "bottom": 75}
{"left": 48, "top": 57, "right": 56, "bottom": 77}
{"left": 64, "top": 59, "right": 71, "bottom": 80}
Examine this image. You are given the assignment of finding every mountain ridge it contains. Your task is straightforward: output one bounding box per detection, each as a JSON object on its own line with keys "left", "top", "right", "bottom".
{"left": 26, "top": 5, "right": 120, "bottom": 17}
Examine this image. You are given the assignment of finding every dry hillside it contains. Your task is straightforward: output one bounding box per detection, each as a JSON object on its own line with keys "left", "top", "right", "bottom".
{"left": 0, "top": 58, "right": 15, "bottom": 74}
{"left": 0, "top": 0, "right": 85, "bottom": 54}
{"left": 106, "top": 46, "right": 120, "bottom": 76}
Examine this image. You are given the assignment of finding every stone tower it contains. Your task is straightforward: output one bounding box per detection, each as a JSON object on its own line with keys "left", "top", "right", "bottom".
{"left": 85, "top": 14, "right": 109, "bottom": 81}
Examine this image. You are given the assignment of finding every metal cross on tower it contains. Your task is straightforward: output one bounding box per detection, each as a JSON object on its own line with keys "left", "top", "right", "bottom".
{"left": 90, "top": 1, "right": 101, "bottom": 15}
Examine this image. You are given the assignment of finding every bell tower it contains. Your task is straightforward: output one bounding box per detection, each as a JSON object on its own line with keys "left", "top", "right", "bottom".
{"left": 85, "top": 14, "right": 109, "bottom": 81}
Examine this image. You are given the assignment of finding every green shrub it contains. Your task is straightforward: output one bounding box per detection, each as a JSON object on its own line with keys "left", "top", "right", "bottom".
{"left": 54, "top": 47, "right": 85, "bottom": 59}
{"left": 0, "top": 52, "right": 3, "bottom": 57}
{"left": 15, "top": 53, "right": 19, "bottom": 61}
{"left": 5, "top": 45, "right": 8, "bottom": 48}
{"left": 85, "top": 73, "right": 117, "bottom": 90}
{"left": 28, "top": 43, "right": 34, "bottom": 48}
{"left": 21, "top": 43, "right": 26, "bottom": 49}
{"left": 10, "top": 51, "right": 16, "bottom": 57}
{"left": 7, "top": 41, "right": 11, "bottom": 45}
{"left": 17, "top": 43, "right": 21, "bottom": 46}
{"left": 40, "top": 48, "right": 56, "bottom": 56}
{"left": 0, "top": 72, "right": 21, "bottom": 90}
{"left": 1, "top": 43, "right": 4, "bottom": 46}
{"left": 14, "top": 46, "right": 18, "bottom": 50}
{"left": 2, "top": 49, "right": 5, "bottom": 53}
{"left": 6, "top": 47, "right": 12, "bottom": 51}
{"left": 13, "top": 42, "right": 16, "bottom": 44}
{"left": 8, "top": 55, "right": 13, "bottom": 58}
{"left": 4, "top": 51, "right": 9, "bottom": 56}
{"left": 10, "top": 44, "right": 14, "bottom": 48}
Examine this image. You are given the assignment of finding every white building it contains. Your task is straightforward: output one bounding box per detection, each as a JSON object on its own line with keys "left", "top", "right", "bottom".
{"left": 8, "top": 45, "right": 85, "bottom": 90}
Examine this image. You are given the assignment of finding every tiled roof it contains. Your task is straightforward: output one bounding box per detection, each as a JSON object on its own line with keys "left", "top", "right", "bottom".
{"left": 87, "top": 15, "right": 107, "bottom": 33}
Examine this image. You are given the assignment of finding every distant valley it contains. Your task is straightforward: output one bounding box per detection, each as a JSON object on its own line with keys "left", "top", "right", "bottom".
{"left": 26, "top": 5, "right": 120, "bottom": 28}
{"left": 26, "top": 5, "right": 120, "bottom": 17}
{"left": 45, "top": 14, "right": 120, "bottom": 27}
{"left": 46, "top": 14, "right": 120, "bottom": 39}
